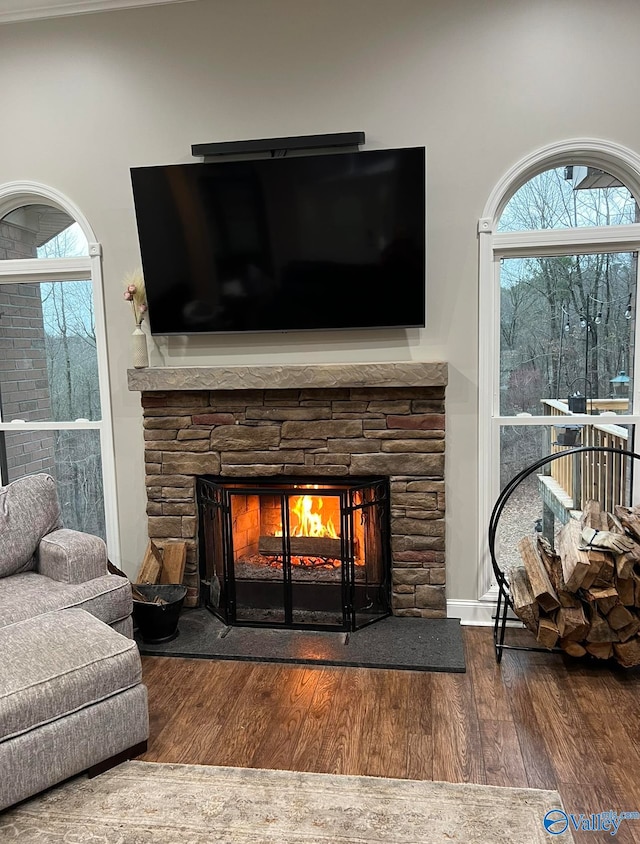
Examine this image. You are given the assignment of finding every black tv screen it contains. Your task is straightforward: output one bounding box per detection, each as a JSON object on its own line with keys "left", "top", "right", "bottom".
{"left": 130, "top": 147, "right": 425, "bottom": 335}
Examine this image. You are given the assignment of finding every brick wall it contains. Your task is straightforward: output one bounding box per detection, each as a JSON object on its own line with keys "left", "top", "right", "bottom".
{"left": 0, "top": 220, "right": 55, "bottom": 481}
{"left": 141, "top": 386, "right": 446, "bottom": 615}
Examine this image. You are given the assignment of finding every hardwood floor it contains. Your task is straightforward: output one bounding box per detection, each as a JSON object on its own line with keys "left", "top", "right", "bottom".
{"left": 140, "top": 626, "right": 640, "bottom": 843}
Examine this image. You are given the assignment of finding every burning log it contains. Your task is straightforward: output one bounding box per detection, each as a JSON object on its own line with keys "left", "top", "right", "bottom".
{"left": 509, "top": 505, "right": 640, "bottom": 667}
{"left": 259, "top": 535, "right": 342, "bottom": 559}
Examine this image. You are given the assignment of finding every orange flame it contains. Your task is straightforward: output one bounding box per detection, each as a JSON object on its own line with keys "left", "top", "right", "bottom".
{"left": 290, "top": 495, "right": 338, "bottom": 538}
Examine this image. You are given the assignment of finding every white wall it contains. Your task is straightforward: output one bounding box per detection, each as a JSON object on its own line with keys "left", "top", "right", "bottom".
{"left": 1, "top": 0, "right": 639, "bottom": 598}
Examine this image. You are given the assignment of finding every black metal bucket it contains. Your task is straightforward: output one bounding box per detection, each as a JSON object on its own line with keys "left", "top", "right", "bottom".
{"left": 133, "top": 584, "right": 187, "bottom": 643}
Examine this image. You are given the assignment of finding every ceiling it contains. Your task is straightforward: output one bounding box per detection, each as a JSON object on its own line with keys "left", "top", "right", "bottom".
{"left": 0, "top": 0, "right": 195, "bottom": 25}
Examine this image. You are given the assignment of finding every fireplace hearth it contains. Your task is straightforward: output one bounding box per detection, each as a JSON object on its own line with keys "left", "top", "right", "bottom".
{"left": 198, "top": 476, "right": 391, "bottom": 630}
{"left": 128, "top": 362, "right": 448, "bottom": 620}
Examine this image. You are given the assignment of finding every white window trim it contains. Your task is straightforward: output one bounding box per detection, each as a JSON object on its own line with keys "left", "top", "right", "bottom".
{"left": 0, "top": 181, "right": 120, "bottom": 565}
{"left": 477, "top": 139, "right": 640, "bottom": 602}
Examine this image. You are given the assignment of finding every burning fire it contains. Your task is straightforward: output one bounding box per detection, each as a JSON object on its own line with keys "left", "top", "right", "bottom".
{"left": 290, "top": 495, "right": 338, "bottom": 538}
{"left": 265, "top": 489, "right": 364, "bottom": 569}
{"left": 275, "top": 494, "right": 339, "bottom": 539}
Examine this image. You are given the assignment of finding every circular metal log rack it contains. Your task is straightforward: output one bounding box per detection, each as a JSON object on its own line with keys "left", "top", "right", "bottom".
{"left": 489, "top": 445, "right": 640, "bottom": 663}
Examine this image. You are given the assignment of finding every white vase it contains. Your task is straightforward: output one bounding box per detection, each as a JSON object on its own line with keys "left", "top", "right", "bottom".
{"left": 132, "top": 325, "right": 149, "bottom": 368}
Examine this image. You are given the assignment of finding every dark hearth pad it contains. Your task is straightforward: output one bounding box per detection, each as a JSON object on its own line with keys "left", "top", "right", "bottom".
{"left": 135, "top": 610, "right": 465, "bottom": 673}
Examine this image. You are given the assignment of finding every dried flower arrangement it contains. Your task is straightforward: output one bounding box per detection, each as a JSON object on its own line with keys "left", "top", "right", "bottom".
{"left": 123, "top": 270, "right": 148, "bottom": 326}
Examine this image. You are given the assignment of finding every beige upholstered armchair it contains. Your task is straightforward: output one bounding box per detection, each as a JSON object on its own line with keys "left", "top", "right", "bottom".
{"left": 0, "top": 473, "right": 133, "bottom": 635}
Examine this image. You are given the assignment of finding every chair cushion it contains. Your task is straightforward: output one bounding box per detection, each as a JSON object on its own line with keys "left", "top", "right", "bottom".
{"left": 0, "top": 474, "right": 62, "bottom": 577}
{"left": 0, "top": 608, "right": 142, "bottom": 743}
{"left": 0, "top": 571, "right": 132, "bottom": 630}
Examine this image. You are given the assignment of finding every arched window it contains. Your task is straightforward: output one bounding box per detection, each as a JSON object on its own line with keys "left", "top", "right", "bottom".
{"left": 0, "top": 183, "right": 119, "bottom": 558}
{"left": 478, "top": 141, "right": 640, "bottom": 600}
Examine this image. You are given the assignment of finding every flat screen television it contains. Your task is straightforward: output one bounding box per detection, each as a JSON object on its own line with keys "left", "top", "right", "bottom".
{"left": 130, "top": 146, "right": 425, "bottom": 335}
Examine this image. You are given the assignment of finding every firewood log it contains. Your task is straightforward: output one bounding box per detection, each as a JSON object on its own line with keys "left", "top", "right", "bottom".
{"left": 559, "top": 639, "right": 587, "bottom": 657}
{"left": 536, "top": 537, "right": 581, "bottom": 608}
{"left": 259, "top": 535, "right": 342, "bottom": 558}
{"left": 617, "top": 578, "right": 635, "bottom": 606}
{"left": 607, "top": 603, "right": 637, "bottom": 631}
{"left": 159, "top": 541, "right": 187, "bottom": 585}
{"left": 582, "top": 549, "right": 608, "bottom": 589}
{"left": 584, "top": 586, "right": 618, "bottom": 616}
{"left": 557, "top": 519, "right": 592, "bottom": 591}
{"left": 585, "top": 642, "right": 613, "bottom": 660}
{"left": 135, "top": 541, "right": 163, "bottom": 585}
{"left": 614, "top": 506, "right": 640, "bottom": 543}
{"left": 580, "top": 502, "right": 613, "bottom": 589}
{"left": 616, "top": 543, "right": 640, "bottom": 580}
{"left": 556, "top": 606, "right": 588, "bottom": 641}
{"left": 591, "top": 553, "right": 615, "bottom": 587}
{"left": 507, "top": 566, "right": 539, "bottom": 633}
{"left": 582, "top": 499, "right": 602, "bottom": 528}
{"left": 537, "top": 617, "right": 560, "bottom": 649}
{"left": 131, "top": 585, "right": 150, "bottom": 602}
{"left": 617, "top": 617, "right": 640, "bottom": 643}
{"left": 606, "top": 511, "right": 626, "bottom": 534}
{"left": 586, "top": 608, "right": 620, "bottom": 643}
{"left": 517, "top": 536, "right": 560, "bottom": 612}
{"left": 634, "top": 573, "right": 640, "bottom": 608}
{"left": 613, "top": 637, "right": 640, "bottom": 667}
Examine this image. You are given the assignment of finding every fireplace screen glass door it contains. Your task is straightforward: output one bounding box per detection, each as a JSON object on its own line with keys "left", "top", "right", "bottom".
{"left": 198, "top": 477, "right": 391, "bottom": 631}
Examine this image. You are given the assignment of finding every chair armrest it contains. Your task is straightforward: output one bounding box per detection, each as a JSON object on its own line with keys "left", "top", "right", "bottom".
{"left": 37, "top": 529, "right": 108, "bottom": 584}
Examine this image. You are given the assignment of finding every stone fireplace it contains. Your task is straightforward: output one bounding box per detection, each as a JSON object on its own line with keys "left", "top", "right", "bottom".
{"left": 128, "top": 362, "right": 447, "bottom": 618}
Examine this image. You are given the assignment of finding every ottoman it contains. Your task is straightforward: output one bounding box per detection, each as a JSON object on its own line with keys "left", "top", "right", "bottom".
{"left": 0, "top": 608, "right": 149, "bottom": 811}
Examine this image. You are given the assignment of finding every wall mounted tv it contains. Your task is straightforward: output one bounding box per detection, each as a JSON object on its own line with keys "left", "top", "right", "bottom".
{"left": 130, "top": 146, "right": 425, "bottom": 335}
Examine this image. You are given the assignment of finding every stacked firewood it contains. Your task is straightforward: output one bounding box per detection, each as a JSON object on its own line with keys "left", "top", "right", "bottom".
{"left": 508, "top": 501, "right": 640, "bottom": 666}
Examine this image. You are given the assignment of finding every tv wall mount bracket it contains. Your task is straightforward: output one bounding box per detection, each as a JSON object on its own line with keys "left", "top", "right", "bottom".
{"left": 191, "top": 131, "right": 365, "bottom": 159}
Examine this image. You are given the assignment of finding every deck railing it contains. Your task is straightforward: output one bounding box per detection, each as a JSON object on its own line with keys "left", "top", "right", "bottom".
{"left": 541, "top": 399, "right": 630, "bottom": 512}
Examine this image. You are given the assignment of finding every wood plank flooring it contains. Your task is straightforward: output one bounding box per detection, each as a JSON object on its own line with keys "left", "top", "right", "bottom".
{"left": 140, "top": 626, "right": 640, "bottom": 843}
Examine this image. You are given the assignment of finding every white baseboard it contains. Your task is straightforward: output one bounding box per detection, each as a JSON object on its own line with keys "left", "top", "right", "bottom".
{"left": 446, "top": 599, "right": 496, "bottom": 626}
{"left": 447, "top": 598, "right": 524, "bottom": 629}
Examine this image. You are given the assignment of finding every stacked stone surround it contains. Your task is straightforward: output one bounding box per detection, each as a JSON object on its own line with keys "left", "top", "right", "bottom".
{"left": 129, "top": 363, "right": 447, "bottom": 617}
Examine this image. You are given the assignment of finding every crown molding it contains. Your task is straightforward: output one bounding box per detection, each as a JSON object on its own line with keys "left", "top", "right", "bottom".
{"left": 0, "top": 0, "right": 195, "bottom": 25}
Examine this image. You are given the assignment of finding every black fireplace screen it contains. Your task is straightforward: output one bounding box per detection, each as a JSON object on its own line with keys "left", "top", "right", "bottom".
{"left": 197, "top": 476, "right": 391, "bottom": 631}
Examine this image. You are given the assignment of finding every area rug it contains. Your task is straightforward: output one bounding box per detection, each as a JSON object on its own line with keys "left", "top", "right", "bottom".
{"left": 0, "top": 761, "right": 573, "bottom": 842}
{"left": 135, "top": 610, "right": 466, "bottom": 672}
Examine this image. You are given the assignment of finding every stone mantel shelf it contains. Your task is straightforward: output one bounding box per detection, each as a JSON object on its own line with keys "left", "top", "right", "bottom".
{"left": 127, "top": 361, "right": 448, "bottom": 392}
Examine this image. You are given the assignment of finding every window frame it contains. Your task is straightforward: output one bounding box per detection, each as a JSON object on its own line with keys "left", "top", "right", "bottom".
{"left": 478, "top": 140, "right": 640, "bottom": 601}
{"left": 0, "top": 181, "right": 120, "bottom": 563}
